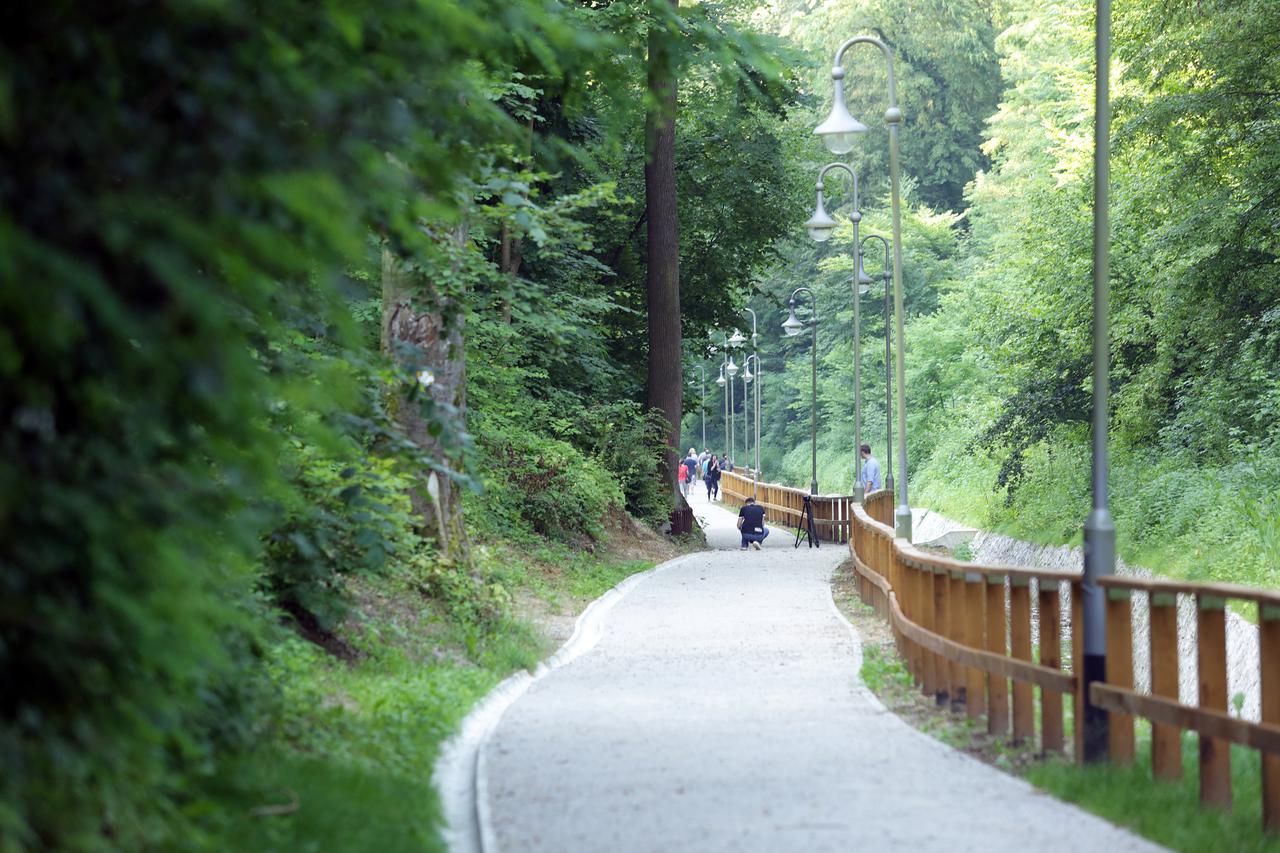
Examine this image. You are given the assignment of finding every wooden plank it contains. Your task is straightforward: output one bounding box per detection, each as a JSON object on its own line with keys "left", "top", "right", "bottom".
{"left": 966, "top": 574, "right": 986, "bottom": 721}
{"left": 1010, "top": 577, "right": 1033, "bottom": 743}
{"left": 987, "top": 576, "right": 1010, "bottom": 737}
{"left": 1106, "top": 587, "right": 1135, "bottom": 764}
{"left": 1102, "top": 574, "right": 1280, "bottom": 609}
{"left": 1198, "top": 594, "right": 1232, "bottom": 810}
{"left": 1262, "top": 604, "right": 1280, "bottom": 833}
{"left": 1149, "top": 591, "right": 1182, "bottom": 781}
{"left": 890, "top": 587, "right": 1074, "bottom": 693}
{"left": 949, "top": 571, "right": 967, "bottom": 710}
{"left": 1073, "top": 582, "right": 1084, "bottom": 763}
{"left": 1039, "top": 582, "right": 1064, "bottom": 754}
{"left": 1090, "top": 683, "right": 1280, "bottom": 754}
{"left": 922, "top": 567, "right": 940, "bottom": 700}
{"left": 906, "top": 553, "right": 923, "bottom": 685}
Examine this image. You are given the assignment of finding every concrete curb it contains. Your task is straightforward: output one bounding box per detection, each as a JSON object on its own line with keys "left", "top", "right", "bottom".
{"left": 432, "top": 551, "right": 700, "bottom": 853}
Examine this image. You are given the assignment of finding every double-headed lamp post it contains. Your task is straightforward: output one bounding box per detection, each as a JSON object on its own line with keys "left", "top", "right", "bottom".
{"left": 716, "top": 360, "right": 728, "bottom": 455}
{"left": 743, "top": 353, "right": 761, "bottom": 496}
{"left": 782, "top": 287, "right": 819, "bottom": 495}
{"left": 860, "top": 233, "right": 895, "bottom": 493}
{"left": 814, "top": 33, "right": 911, "bottom": 541}
{"left": 725, "top": 332, "right": 743, "bottom": 460}
{"left": 742, "top": 309, "right": 759, "bottom": 479}
{"left": 805, "top": 161, "right": 868, "bottom": 502}
{"left": 698, "top": 364, "right": 707, "bottom": 449}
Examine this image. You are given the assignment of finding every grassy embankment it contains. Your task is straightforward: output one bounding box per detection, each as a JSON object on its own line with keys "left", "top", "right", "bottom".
{"left": 192, "top": 521, "right": 678, "bottom": 851}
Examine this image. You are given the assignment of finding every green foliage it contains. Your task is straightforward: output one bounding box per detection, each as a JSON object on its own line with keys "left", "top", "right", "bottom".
{"left": 472, "top": 423, "right": 624, "bottom": 544}
{"left": 0, "top": 0, "right": 614, "bottom": 847}
{"left": 263, "top": 440, "right": 419, "bottom": 631}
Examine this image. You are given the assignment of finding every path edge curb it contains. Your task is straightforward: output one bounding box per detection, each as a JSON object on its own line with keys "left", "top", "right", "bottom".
{"left": 432, "top": 550, "right": 699, "bottom": 853}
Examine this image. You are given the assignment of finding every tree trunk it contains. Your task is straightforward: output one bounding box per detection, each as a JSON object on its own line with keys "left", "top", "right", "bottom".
{"left": 381, "top": 238, "right": 469, "bottom": 558}
{"left": 645, "top": 0, "right": 683, "bottom": 497}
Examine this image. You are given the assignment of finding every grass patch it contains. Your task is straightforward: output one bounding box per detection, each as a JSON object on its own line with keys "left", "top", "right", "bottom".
{"left": 860, "top": 643, "right": 913, "bottom": 694}
{"left": 1027, "top": 738, "right": 1280, "bottom": 853}
{"left": 189, "top": 526, "right": 664, "bottom": 851}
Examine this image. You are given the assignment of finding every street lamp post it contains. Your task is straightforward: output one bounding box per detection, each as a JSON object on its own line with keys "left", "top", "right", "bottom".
{"left": 860, "top": 233, "right": 894, "bottom": 493}
{"left": 716, "top": 360, "right": 727, "bottom": 457}
{"left": 741, "top": 364, "right": 752, "bottom": 483}
{"left": 743, "top": 353, "right": 761, "bottom": 497}
{"left": 1080, "top": 0, "right": 1114, "bottom": 763}
{"left": 815, "top": 34, "right": 911, "bottom": 541}
{"left": 782, "top": 287, "right": 819, "bottom": 495}
{"left": 698, "top": 364, "right": 707, "bottom": 450}
{"left": 742, "top": 308, "right": 760, "bottom": 487}
{"left": 805, "top": 161, "right": 867, "bottom": 502}
{"left": 726, "top": 330, "right": 745, "bottom": 464}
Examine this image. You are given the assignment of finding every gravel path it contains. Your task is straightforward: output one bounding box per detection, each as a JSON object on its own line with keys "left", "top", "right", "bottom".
{"left": 477, "top": 492, "right": 1161, "bottom": 852}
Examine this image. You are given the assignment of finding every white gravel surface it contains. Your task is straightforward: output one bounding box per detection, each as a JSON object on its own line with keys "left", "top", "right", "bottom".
{"left": 468, "top": 492, "right": 1162, "bottom": 852}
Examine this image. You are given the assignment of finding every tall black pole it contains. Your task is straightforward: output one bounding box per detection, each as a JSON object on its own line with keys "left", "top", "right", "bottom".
{"left": 883, "top": 272, "right": 894, "bottom": 494}
{"left": 1081, "top": 0, "right": 1113, "bottom": 763}
{"left": 810, "top": 320, "right": 818, "bottom": 495}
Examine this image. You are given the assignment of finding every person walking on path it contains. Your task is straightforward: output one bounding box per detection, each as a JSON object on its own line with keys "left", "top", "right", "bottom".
{"left": 857, "top": 444, "right": 882, "bottom": 493}
{"left": 697, "top": 448, "right": 711, "bottom": 481}
{"left": 682, "top": 449, "right": 699, "bottom": 495}
{"left": 678, "top": 458, "right": 689, "bottom": 496}
{"left": 737, "top": 496, "right": 769, "bottom": 550}
{"left": 704, "top": 455, "right": 721, "bottom": 502}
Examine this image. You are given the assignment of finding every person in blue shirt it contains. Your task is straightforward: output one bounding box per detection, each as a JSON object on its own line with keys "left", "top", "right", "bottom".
{"left": 857, "top": 444, "right": 882, "bottom": 492}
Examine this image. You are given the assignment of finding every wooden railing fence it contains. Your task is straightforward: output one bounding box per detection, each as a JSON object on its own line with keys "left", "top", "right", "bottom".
{"left": 711, "top": 471, "right": 1280, "bottom": 831}
{"left": 719, "top": 469, "right": 857, "bottom": 545}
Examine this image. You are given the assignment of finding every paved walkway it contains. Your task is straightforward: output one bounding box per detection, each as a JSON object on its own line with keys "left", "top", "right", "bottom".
{"left": 479, "top": 489, "right": 1160, "bottom": 852}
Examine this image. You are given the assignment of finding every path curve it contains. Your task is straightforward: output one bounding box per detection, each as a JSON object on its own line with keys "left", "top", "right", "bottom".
{"left": 473, "top": 492, "right": 1161, "bottom": 852}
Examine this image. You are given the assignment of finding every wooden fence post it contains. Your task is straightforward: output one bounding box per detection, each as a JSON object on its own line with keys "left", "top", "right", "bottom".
{"left": 949, "top": 570, "right": 966, "bottom": 710}
{"left": 1105, "top": 587, "right": 1135, "bottom": 764}
{"left": 1149, "top": 591, "right": 1182, "bottom": 781}
{"left": 965, "top": 573, "right": 986, "bottom": 721}
{"left": 1197, "top": 593, "right": 1232, "bottom": 810}
{"left": 1010, "top": 576, "right": 1034, "bottom": 743}
{"left": 1262, "top": 603, "right": 1280, "bottom": 833}
{"left": 987, "top": 575, "right": 1010, "bottom": 737}
{"left": 1040, "top": 581, "right": 1064, "bottom": 754}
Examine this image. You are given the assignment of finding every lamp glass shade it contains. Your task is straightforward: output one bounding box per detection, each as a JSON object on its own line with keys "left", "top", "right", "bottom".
{"left": 716, "top": 374, "right": 726, "bottom": 387}
{"left": 814, "top": 77, "right": 868, "bottom": 154}
{"left": 782, "top": 307, "right": 804, "bottom": 337}
{"left": 726, "top": 357, "right": 739, "bottom": 378}
{"left": 858, "top": 283, "right": 870, "bottom": 295}
{"left": 743, "top": 365, "right": 754, "bottom": 382}
{"left": 805, "top": 191, "right": 837, "bottom": 244}
{"left": 727, "top": 329, "right": 747, "bottom": 348}
{"left": 855, "top": 253, "right": 874, "bottom": 285}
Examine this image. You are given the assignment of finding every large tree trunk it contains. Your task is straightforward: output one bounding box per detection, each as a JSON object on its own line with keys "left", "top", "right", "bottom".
{"left": 381, "top": 239, "right": 469, "bottom": 558}
{"left": 645, "top": 0, "right": 683, "bottom": 497}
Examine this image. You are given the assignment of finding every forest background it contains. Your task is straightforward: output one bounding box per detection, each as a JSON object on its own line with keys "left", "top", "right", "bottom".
{"left": 2, "top": 0, "right": 1277, "bottom": 850}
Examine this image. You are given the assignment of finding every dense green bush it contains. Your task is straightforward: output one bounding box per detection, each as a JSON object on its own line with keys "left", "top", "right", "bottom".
{"left": 473, "top": 425, "right": 625, "bottom": 544}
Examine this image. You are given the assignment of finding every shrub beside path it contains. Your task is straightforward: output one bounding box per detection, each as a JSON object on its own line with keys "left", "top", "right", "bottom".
{"left": 476, "top": 491, "right": 1162, "bottom": 851}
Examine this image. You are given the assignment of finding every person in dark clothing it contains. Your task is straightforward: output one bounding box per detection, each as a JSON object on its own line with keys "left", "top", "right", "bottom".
{"left": 737, "top": 497, "right": 768, "bottom": 550}
{"left": 705, "top": 455, "right": 721, "bottom": 501}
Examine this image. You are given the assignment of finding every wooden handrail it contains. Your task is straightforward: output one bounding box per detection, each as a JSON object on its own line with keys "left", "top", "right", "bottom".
{"left": 1100, "top": 574, "right": 1280, "bottom": 607}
